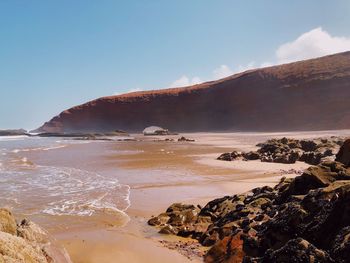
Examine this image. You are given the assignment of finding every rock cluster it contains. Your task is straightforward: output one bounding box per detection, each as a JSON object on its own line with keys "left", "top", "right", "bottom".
{"left": 0, "top": 209, "right": 71, "bottom": 263}
{"left": 178, "top": 136, "right": 195, "bottom": 142}
{"left": 150, "top": 139, "right": 350, "bottom": 262}
{"left": 218, "top": 137, "right": 344, "bottom": 165}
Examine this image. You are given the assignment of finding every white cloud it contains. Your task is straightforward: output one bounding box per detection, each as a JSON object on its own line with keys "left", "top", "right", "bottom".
{"left": 236, "top": 61, "right": 256, "bottom": 73}
{"left": 260, "top": 61, "right": 273, "bottom": 68}
{"left": 167, "top": 28, "right": 350, "bottom": 87}
{"left": 126, "top": 88, "right": 142, "bottom": 93}
{"left": 211, "top": 62, "right": 257, "bottom": 80}
{"left": 212, "top": 65, "right": 233, "bottom": 79}
{"left": 276, "top": 27, "right": 350, "bottom": 64}
{"left": 114, "top": 88, "right": 142, "bottom": 95}
{"left": 168, "top": 75, "right": 202, "bottom": 88}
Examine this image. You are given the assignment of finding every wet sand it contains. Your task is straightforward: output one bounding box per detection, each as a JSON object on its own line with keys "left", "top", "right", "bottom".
{"left": 23, "top": 130, "right": 350, "bottom": 262}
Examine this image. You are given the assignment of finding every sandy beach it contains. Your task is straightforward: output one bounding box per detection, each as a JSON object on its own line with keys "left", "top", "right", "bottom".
{"left": 6, "top": 130, "right": 350, "bottom": 262}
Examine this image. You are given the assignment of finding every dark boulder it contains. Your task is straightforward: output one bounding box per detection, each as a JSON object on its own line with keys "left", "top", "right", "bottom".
{"left": 257, "top": 238, "right": 334, "bottom": 263}
{"left": 242, "top": 151, "right": 260, "bottom": 160}
{"left": 331, "top": 226, "right": 350, "bottom": 263}
{"left": 217, "top": 151, "right": 242, "bottom": 161}
{"left": 219, "top": 137, "right": 344, "bottom": 165}
{"left": 336, "top": 139, "right": 350, "bottom": 167}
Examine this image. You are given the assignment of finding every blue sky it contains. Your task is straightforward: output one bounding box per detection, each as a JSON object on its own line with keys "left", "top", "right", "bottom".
{"left": 1, "top": 0, "right": 350, "bottom": 130}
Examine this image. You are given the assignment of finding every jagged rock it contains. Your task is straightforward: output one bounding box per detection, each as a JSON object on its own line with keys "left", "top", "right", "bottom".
{"left": 159, "top": 225, "right": 177, "bottom": 235}
{"left": 219, "top": 137, "right": 344, "bottom": 165}
{"left": 178, "top": 136, "right": 195, "bottom": 142}
{"left": 331, "top": 226, "right": 350, "bottom": 263}
{"left": 242, "top": 152, "right": 260, "bottom": 160}
{"left": 300, "top": 140, "right": 318, "bottom": 152}
{"left": 17, "top": 219, "right": 49, "bottom": 244}
{"left": 150, "top": 141, "right": 350, "bottom": 263}
{"left": 256, "top": 238, "right": 334, "bottom": 263}
{"left": 205, "top": 233, "right": 245, "bottom": 263}
{"left": 148, "top": 213, "right": 170, "bottom": 226}
{"left": 166, "top": 203, "right": 197, "bottom": 213}
{"left": 282, "top": 161, "right": 350, "bottom": 197}
{"left": 0, "top": 210, "right": 71, "bottom": 263}
{"left": 217, "top": 152, "right": 234, "bottom": 161}
{"left": 0, "top": 209, "right": 17, "bottom": 235}
{"left": 0, "top": 231, "right": 49, "bottom": 262}
{"left": 217, "top": 151, "right": 242, "bottom": 161}
{"left": 336, "top": 139, "right": 350, "bottom": 167}
{"left": 299, "top": 152, "right": 323, "bottom": 165}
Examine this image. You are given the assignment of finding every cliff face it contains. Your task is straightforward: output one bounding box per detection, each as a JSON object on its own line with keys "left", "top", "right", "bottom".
{"left": 36, "top": 51, "right": 350, "bottom": 133}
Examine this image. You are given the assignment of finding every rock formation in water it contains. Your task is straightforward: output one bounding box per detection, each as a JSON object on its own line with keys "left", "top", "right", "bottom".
{"left": 35, "top": 51, "right": 350, "bottom": 133}
{"left": 149, "top": 139, "right": 350, "bottom": 262}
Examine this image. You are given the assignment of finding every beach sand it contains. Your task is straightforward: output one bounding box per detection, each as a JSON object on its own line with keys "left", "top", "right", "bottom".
{"left": 22, "top": 130, "right": 350, "bottom": 262}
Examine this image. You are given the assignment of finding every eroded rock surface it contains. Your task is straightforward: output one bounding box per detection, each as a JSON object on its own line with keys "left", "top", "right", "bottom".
{"left": 0, "top": 209, "right": 71, "bottom": 263}
{"left": 336, "top": 139, "right": 350, "bottom": 167}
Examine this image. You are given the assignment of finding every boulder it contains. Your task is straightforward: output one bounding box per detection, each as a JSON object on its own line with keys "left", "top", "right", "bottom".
{"left": 219, "top": 137, "right": 344, "bottom": 165}
{"left": 299, "top": 152, "right": 323, "bottom": 165}
{"left": 217, "top": 151, "right": 242, "bottom": 161}
{"left": 17, "top": 219, "right": 50, "bottom": 244}
{"left": 0, "top": 209, "right": 17, "bottom": 235}
{"left": 282, "top": 162, "right": 350, "bottom": 196}
{"left": 217, "top": 152, "right": 235, "bottom": 161}
{"left": 178, "top": 136, "right": 195, "bottom": 142}
{"left": 300, "top": 140, "right": 318, "bottom": 152}
{"left": 331, "top": 226, "right": 350, "bottom": 263}
{"left": 148, "top": 213, "right": 170, "bottom": 226}
{"left": 336, "top": 139, "right": 350, "bottom": 167}
{"left": 256, "top": 238, "right": 334, "bottom": 263}
{"left": 159, "top": 225, "right": 177, "bottom": 235}
{"left": 0, "top": 231, "right": 49, "bottom": 262}
{"left": 149, "top": 140, "right": 350, "bottom": 262}
{"left": 0, "top": 209, "right": 71, "bottom": 263}
{"left": 205, "top": 233, "right": 245, "bottom": 263}
{"left": 242, "top": 152, "right": 260, "bottom": 161}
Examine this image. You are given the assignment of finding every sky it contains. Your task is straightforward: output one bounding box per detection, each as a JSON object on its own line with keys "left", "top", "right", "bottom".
{"left": 0, "top": 1, "right": 350, "bottom": 130}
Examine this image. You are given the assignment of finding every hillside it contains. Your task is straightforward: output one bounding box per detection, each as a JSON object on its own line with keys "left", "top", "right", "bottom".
{"left": 36, "top": 51, "right": 350, "bottom": 133}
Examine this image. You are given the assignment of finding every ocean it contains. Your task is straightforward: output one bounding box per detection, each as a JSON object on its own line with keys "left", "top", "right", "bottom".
{"left": 0, "top": 136, "right": 131, "bottom": 229}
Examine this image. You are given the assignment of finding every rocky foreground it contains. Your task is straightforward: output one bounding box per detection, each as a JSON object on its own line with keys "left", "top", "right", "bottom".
{"left": 218, "top": 137, "right": 344, "bottom": 165}
{"left": 149, "top": 139, "right": 350, "bottom": 262}
{"left": 0, "top": 209, "right": 70, "bottom": 262}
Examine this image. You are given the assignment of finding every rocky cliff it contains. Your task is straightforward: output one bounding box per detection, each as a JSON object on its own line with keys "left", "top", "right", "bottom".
{"left": 36, "top": 51, "right": 350, "bottom": 133}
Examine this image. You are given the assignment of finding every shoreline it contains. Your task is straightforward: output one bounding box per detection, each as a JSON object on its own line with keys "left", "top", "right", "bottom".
{"left": 3, "top": 130, "right": 350, "bottom": 262}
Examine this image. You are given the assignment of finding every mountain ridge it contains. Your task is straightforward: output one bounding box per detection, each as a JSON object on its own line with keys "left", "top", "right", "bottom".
{"left": 35, "top": 51, "right": 350, "bottom": 133}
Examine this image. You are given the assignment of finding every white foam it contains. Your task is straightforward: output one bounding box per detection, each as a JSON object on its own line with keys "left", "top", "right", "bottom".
{"left": 11, "top": 144, "right": 67, "bottom": 153}
{"left": 0, "top": 164, "right": 131, "bottom": 220}
{"left": 42, "top": 145, "right": 67, "bottom": 151}
{"left": 0, "top": 135, "right": 28, "bottom": 141}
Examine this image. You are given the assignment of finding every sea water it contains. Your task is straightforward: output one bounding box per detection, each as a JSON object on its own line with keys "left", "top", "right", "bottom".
{"left": 0, "top": 136, "right": 130, "bottom": 227}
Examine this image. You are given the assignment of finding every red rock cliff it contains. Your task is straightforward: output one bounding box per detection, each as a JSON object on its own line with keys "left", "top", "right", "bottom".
{"left": 36, "top": 51, "right": 350, "bottom": 133}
